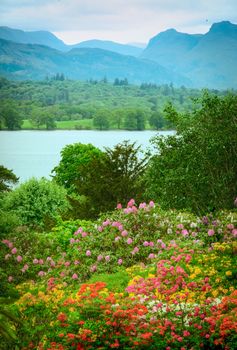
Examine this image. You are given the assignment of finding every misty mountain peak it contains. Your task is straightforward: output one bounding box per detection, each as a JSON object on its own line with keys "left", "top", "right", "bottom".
{"left": 208, "top": 20, "right": 237, "bottom": 36}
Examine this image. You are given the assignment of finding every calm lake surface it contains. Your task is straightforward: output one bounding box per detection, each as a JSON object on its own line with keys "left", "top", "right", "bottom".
{"left": 0, "top": 130, "right": 174, "bottom": 183}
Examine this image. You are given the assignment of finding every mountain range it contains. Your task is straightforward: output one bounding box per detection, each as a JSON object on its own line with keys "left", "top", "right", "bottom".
{"left": 0, "top": 21, "right": 236, "bottom": 89}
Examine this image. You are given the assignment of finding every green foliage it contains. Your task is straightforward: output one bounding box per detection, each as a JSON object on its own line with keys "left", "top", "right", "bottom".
{"left": 0, "top": 209, "right": 20, "bottom": 237}
{"left": 0, "top": 101, "right": 22, "bottom": 130}
{"left": 146, "top": 92, "right": 237, "bottom": 213}
{"left": 124, "top": 109, "right": 146, "bottom": 130}
{"left": 54, "top": 141, "right": 149, "bottom": 218}
{"left": 0, "top": 297, "right": 20, "bottom": 347}
{"left": 0, "top": 77, "right": 208, "bottom": 131}
{"left": 52, "top": 143, "right": 103, "bottom": 192}
{"left": 4, "top": 178, "right": 69, "bottom": 230}
{"left": 93, "top": 109, "right": 110, "bottom": 130}
{"left": 0, "top": 165, "right": 18, "bottom": 192}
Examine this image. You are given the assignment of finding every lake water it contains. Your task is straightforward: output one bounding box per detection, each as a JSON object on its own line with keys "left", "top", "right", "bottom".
{"left": 0, "top": 130, "right": 174, "bottom": 183}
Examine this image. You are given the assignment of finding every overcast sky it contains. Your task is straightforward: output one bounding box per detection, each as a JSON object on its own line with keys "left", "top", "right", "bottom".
{"left": 0, "top": 0, "right": 236, "bottom": 44}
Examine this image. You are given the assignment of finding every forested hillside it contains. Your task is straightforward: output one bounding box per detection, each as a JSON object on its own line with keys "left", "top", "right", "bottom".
{"left": 0, "top": 77, "right": 228, "bottom": 131}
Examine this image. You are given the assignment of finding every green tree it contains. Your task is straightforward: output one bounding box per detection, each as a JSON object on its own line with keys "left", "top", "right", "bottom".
{"left": 146, "top": 92, "right": 237, "bottom": 213}
{"left": 0, "top": 165, "right": 18, "bottom": 192}
{"left": 52, "top": 143, "right": 103, "bottom": 192}
{"left": 149, "top": 111, "right": 165, "bottom": 129}
{"left": 73, "top": 141, "right": 149, "bottom": 217}
{"left": 93, "top": 110, "right": 110, "bottom": 130}
{"left": 31, "top": 107, "right": 56, "bottom": 130}
{"left": 124, "top": 109, "right": 146, "bottom": 130}
{"left": 0, "top": 103, "right": 22, "bottom": 130}
{"left": 4, "top": 178, "right": 69, "bottom": 229}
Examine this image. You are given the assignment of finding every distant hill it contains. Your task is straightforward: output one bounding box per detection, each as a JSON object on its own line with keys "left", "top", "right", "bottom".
{"left": 0, "top": 38, "right": 189, "bottom": 85}
{"left": 141, "top": 21, "right": 237, "bottom": 89}
{"left": 0, "top": 26, "right": 67, "bottom": 51}
{"left": 0, "top": 26, "right": 143, "bottom": 57}
{"left": 0, "top": 21, "right": 237, "bottom": 88}
{"left": 71, "top": 39, "right": 142, "bottom": 57}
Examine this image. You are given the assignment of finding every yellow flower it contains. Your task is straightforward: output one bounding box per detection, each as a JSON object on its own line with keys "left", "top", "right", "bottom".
{"left": 225, "top": 271, "right": 232, "bottom": 276}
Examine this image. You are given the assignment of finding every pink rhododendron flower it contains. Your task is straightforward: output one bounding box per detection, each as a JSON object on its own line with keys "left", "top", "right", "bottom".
{"left": 148, "top": 253, "right": 155, "bottom": 259}
{"left": 127, "top": 238, "right": 133, "bottom": 244}
{"left": 116, "top": 203, "right": 122, "bottom": 209}
{"left": 132, "top": 247, "right": 139, "bottom": 255}
{"left": 115, "top": 236, "right": 121, "bottom": 242}
{"left": 97, "top": 226, "right": 103, "bottom": 232}
{"left": 149, "top": 201, "right": 155, "bottom": 208}
{"left": 16, "top": 255, "right": 22, "bottom": 262}
{"left": 90, "top": 265, "right": 97, "bottom": 272}
{"left": 149, "top": 241, "right": 154, "bottom": 247}
{"left": 74, "top": 260, "right": 80, "bottom": 265}
{"left": 105, "top": 255, "right": 110, "bottom": 262}
{"left": 127, "top": 198, "right": 135, "bottom": 207}
{"left": 103, "top": 219, "right": 110, "bottom": 226}
{"left": 33, "top": 258, "right": 39, "bottom": 264}
{"left": 38, "top": 271, "right": 45, "bottom": 277}
{"left": 81, "top": 232, "right": 87, "bottom": 237}
{"left": 232, "top": 229, "right": 237, "bottom": 237}
{"left": 11, "top": 247, "right": 17, "bottom": 254}
{"left": 208, "top": 229, "right": 215, "bottom": 236}
{"left": 118, "top": 258, "right": 123, "bottom": 265}
{"left": 21, "top": 264, "right": 29, "bottom": 272}
{"left": 177, "top": 224, "right": 184, "bottom": 229}
{"left": 72, "top": 273, "right": 78, "bottom": 279}
{"left": 86, "top": 250, "right": 91, "bottom": 256}
{"left": 227, "top": 224, "right": 234, "bottom": 230}
{"left": 70, "top": 238, "right": 75, "bottom": 244}
{"left": 143, "top": 241, "right": 149, "bottom": 247}
{"left": 97, "top": 254, "right": 103, "bottom": 261}
{"left": 139, "top": 202, "right": 147, "bottom": 209}
{"left": 38, "top": 259, "right": 44, "bottom": 265}
{"left": 181, "top": 229, "right": 189, "bottom": 236}
{"left": 64, "top": 261, "right": 70, "bottom": 267}
{"left": 121, "top": 230, "right": 128, "bottom": 237}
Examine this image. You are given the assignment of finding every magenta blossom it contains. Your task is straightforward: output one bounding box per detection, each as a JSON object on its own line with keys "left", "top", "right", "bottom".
{"left": 90, "top": 265, "right": 97, "bottom": 272}
{"left": 118, "top": 258, "right": 123, "bottom": 265}
{"left": 86, "top": 250, "right": 91, "bottom": 256}
{"left": 72, "top": 273, "right": 78, "bottom": 279}
{"left": 127, "top": 198, "right": 135, "bottom": 207}
{"left": 33, "top": 258, "right": 39, "bottom": 264}
{"left": 121, "top": 230, "right": 128, "bottom": 237}
{"left": 105, "top": 255, "right": 110, "bottom": 262}
{"left": 38, "top": 271, "right": 46, "bottom": 277}
{"left": 11, "top": 247, "right": 17, "bottom": 254}
{"left": 208, "top": 229, "right": 215, "bottom": 236}
{"left": 16, "top": 255, "right": 23, "bottom": 262}
{"left": 97, "top": 254, "right": 103, "bottom": 261}
{"left": 127, "top": 238, "right": 133, "bottom": 244}
{"left": 116, "top": 203, "right": 122, "bottom": 209}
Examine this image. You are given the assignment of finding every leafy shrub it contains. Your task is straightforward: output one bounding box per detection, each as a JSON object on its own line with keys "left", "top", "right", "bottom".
{"left": 146, "top": 92, "right": 237, "bottom": 214}
{"left": 4, "top": 178, "right": 69, "bottom": 230}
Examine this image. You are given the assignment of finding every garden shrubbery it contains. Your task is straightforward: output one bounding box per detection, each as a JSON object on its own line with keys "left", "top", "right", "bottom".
{"left": 1, "top": 200, "right": 237, "bottom": 349}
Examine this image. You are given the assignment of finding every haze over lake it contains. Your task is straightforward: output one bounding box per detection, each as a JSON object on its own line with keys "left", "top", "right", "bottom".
{"left": 0, "top": 130, "right": 174, "bottom": 183}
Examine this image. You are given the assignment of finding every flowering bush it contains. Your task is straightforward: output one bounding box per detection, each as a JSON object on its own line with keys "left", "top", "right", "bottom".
{"left": 1, "top": 200, "right": 237, "bottom": 349}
